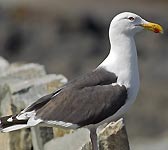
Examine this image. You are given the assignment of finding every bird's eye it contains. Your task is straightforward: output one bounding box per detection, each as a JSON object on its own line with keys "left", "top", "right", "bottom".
{"left": 128, "top": 17, "right": 135, "bottom": 21}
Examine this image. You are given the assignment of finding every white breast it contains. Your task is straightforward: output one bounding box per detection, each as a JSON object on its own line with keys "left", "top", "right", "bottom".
{"left": 98, "top": 35, "right": 140, "bottom": 119}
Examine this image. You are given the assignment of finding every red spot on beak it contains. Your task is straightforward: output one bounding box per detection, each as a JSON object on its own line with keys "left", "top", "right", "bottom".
{"left": 154, "top": 28, "right": 160, "bottom": 33}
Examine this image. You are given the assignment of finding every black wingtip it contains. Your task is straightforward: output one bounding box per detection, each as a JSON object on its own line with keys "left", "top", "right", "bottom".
{"left": 0, "top": 115, "right": 13, "bottom": 130}
{"left": 0, "top": 115, "right": 29, "bottom": 132}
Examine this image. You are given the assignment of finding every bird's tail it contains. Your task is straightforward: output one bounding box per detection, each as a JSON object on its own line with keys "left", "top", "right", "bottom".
{"left": 0, "top": 115, "right": 29, "bottom": 132}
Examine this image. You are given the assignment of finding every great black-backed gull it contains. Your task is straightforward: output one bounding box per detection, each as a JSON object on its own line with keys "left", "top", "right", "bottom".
{"left": 0, "top": 12, "right": 163, "bottom": 150}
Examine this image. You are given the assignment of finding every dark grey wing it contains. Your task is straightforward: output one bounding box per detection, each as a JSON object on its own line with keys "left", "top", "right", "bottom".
{"left": 67, "top": 68, "right": 117, "bottom": 88}
{"left": 35, "top": 84, "right": 127, "bottom": 127}
{"left": 24, "top": 68, "right": 117, "bottom": 113}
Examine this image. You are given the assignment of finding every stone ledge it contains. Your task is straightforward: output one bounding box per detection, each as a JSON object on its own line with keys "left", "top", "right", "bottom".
{"left": 44, "top": 119, "right": 130, "bottom": 150}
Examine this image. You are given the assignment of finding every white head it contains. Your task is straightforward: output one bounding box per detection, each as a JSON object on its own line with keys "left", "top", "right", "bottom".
{"left": 99, "top": 12, "right": 163, "bottom": 112}
{"left": 109, "top": 12, "right": 163, "bottom": 38}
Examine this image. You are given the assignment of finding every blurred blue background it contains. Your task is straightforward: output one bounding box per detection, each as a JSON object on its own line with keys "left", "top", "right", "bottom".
{"left": 0, "top": 0, "right": 167, "bottom": 149}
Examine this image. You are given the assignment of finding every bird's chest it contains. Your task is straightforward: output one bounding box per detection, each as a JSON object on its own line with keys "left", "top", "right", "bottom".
{"left": 117, "top": 65, "right": 140, "bottom": 102}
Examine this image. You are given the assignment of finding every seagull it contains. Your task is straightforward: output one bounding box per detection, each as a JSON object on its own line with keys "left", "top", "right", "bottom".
{"left": 0, "top": 12, "right": 163, "bottom": 150}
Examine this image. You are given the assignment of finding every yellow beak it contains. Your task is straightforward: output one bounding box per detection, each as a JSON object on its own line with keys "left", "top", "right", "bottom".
{"left": 141, "top": 22, "right": 163, "bottom": 33}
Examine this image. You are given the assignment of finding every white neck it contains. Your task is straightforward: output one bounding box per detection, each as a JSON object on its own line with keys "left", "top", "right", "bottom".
{"left": 98, "top": 34, "right": 140, "bottom": 101}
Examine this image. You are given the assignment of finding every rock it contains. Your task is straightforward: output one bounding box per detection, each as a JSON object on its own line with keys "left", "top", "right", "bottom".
{"left": 44, "top": 119, "right": 130, "bottom": 150}
{"left": 44, "top": 128, "right": 90, "bottom": 150}
{"left": 0, "top": 63, "right": 46, "bottom": 80}
{"left": 97, "top": 118, "right": 130, "bottom": 150}
{"left": 0, "top": 60, "right": 67, "bottom": 150}
{"left": 0, "top": 57, "right": 9, "bottom": 72}
{"left": 81, "top": 118, "right": 129, "bottom": 150}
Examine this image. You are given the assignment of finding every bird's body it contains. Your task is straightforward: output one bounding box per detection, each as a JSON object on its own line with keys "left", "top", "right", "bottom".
{"left": 0, "top": 12, "right": 163, "bottom": 150}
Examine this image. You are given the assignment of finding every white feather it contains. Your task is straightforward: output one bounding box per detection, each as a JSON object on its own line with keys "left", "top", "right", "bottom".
{"left": 7, "top": 117, "right": 13, "bottom": 122}
{"left": 2, "top": 124, "right": 29, "bottom": 132}
{"left": 16, "top": 110, "right": 35, "bottom": 120}
{"left": 27, "top": 116, "right": 42, "bottom": 126}
{"left": 45, "top": 120, "right": 79, "bottom": 129}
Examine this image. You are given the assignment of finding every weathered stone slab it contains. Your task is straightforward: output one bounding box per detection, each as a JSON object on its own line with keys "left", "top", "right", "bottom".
{"left": 0, "top": 60, "right": 68, "bottom": 150}
{"left": 97, "top": 118, "right": 130, "bottom": 150}
{"left": 0, "top": 56, "right": 9, "bottom": 73}
{"left": 82, "top": 119, "right": 130, "bottom": 150}
{"left": 0, "top": 133, "right": 11, "bottom": 150}
{"left": 44, "top": 128, "right": 90, "bottom": 150}
{"left": 44, "top": 119, "right": 130, "bottom": 150}
{"left": 0, "top": 63, "right": 46, "bottom": 80}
